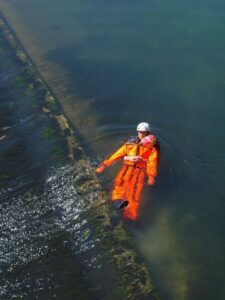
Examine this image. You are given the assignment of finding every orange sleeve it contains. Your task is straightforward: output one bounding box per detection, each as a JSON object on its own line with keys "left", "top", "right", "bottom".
{"left": 102, "top": 144, "right": 127, "bottom": 167}
{"left": 146, "top": 147, "right": 158, "bottom": 177}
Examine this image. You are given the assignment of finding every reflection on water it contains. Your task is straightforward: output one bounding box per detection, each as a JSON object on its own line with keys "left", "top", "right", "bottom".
{"left": 1, "top": 0, "right": 225, "bottom": 299}
{"left": 137, "top": 201, "right": 225, "bottom": 300}
{"left": 137, "top": 208, "right": 195, "bottom": 300}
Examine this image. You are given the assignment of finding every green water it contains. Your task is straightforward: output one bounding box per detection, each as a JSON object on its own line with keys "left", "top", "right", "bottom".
{"left": 0, "top": 0, "right": 225, "bottom": 299}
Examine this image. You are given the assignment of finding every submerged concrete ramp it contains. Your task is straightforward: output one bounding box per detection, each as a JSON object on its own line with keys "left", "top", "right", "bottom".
{"left": 0, "top": 12, "right": 160, "bottom": 300}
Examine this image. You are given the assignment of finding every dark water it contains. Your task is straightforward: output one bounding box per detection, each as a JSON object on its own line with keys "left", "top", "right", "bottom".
{"left": 0, "top": 1, "right": 225, "bottom": 299}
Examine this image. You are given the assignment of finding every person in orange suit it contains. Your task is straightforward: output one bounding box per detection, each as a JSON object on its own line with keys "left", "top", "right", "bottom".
{"left": 96, "top": 122, "right": 158, "bottom": 220}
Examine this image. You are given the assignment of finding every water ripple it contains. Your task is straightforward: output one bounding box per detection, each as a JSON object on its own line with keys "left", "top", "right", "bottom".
{"left": 0, "top": 163, "right": 102, "bottom": 299}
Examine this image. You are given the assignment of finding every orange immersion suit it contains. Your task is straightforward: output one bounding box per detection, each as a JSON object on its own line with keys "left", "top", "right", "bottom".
{"left": 100, "top": 138, "right": 158, "bottom": 220}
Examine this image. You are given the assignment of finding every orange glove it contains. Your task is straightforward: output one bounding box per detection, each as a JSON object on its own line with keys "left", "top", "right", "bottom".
{"left": 96, "top": 164, "right": 107, "bottom": 174}
{"left": 147, "top": 176, "right": 155, "bottom": 186}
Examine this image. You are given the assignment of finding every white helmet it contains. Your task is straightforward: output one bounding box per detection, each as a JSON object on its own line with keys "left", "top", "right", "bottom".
{"left": 136, "top": 122, "right": 150, "bottom": 132}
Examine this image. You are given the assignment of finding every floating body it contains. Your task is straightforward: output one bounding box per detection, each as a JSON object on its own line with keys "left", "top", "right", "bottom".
{"left": 97, "top": 130, "right": 158, "bottom": 220}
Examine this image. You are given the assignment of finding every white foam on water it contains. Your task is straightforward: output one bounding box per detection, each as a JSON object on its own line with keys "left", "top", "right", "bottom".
{"left": 0, "top": 163, "right": 103, "bottom": 298}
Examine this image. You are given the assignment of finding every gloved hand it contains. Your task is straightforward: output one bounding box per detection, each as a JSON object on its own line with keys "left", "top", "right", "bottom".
{"left": 96, "top": 164, "right": 107, "bottom": 173}
{"left": 124, "top": 155, "right": 142, "bottom": 162}
{"left": 147, "top": 176, "right": 155, "bottom": 186}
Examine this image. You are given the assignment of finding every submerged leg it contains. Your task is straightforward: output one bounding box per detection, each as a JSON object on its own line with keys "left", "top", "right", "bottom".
{"left": 111, "top": 165, "right": 145, "bottom": 220}
{"left": 111, "top": 165, "right": 132, "bottom": 202}
{"left": 123, "top": 169, "right": 145, "bottom": 220}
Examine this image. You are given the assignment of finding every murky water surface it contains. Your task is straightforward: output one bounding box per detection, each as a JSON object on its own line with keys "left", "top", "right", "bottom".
{"left": 0, "top": 1, "right": 225, "bottom": 299}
